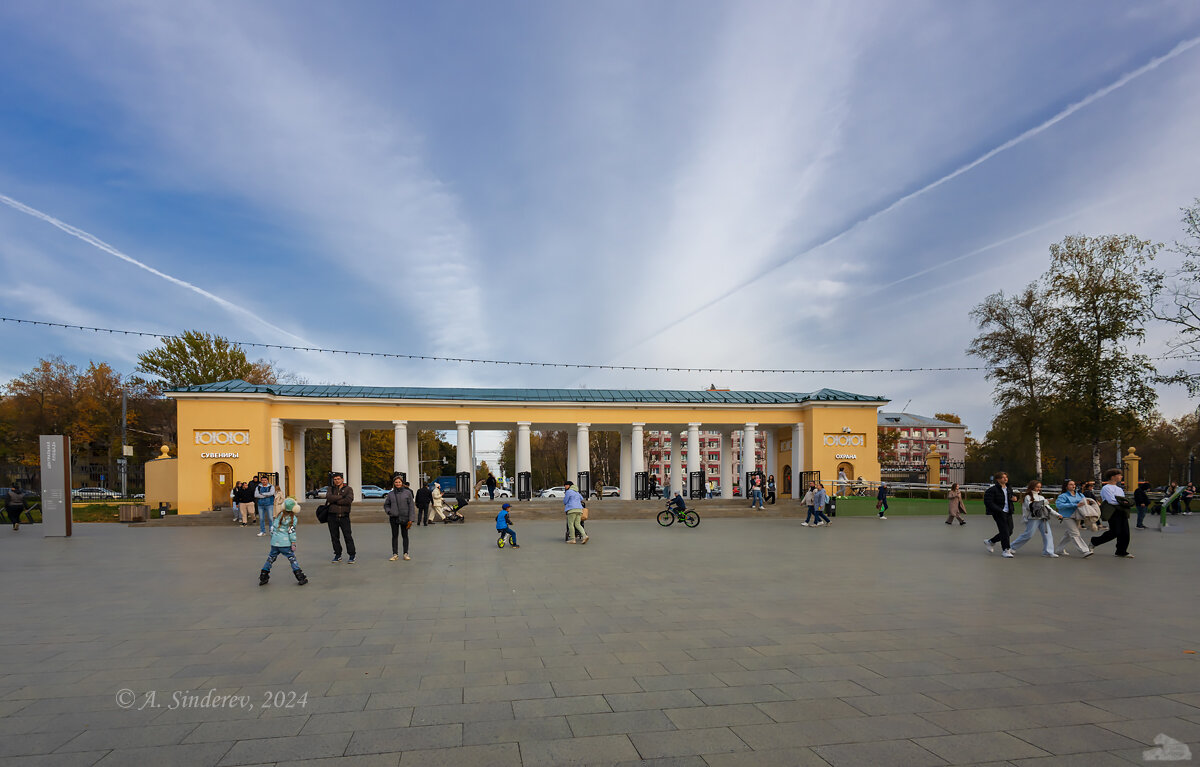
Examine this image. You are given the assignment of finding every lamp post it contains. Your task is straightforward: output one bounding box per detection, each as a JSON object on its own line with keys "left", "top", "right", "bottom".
{"left": 418, "top": 456, "right": 449, "bottom": 483}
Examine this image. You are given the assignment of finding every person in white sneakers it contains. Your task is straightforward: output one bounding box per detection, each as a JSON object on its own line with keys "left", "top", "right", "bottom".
{"left": 1010, "top": 479, "right": 1062, "bottom": 557}
{"left": 984, "top": 472, "right": 1017, "bottom": 557}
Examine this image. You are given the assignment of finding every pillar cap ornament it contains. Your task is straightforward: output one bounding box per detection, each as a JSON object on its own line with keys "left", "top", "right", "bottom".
{"left": 392, "top": 420, "right": 408, "bottom": 426}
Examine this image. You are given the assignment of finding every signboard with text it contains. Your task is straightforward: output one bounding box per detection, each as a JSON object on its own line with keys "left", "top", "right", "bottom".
{"left": 40, "top": 435, "right": 72, "bottom": 537}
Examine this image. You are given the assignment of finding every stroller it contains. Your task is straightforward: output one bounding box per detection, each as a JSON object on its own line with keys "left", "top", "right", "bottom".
{"left": 442, "top": 492, "right": 468, "bottom": 524}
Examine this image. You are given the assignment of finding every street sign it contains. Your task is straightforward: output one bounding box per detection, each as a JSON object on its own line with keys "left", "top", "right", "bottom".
{"left": 40, "top": 435, "right": 72, "bottom": 537}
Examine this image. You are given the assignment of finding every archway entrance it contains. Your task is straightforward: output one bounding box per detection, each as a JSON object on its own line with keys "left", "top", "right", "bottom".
{"left": 211, "top": 462, "right": 233, "bottom": 510}
{"left": 782, "top": 465, "right": 792, "bottom": 495}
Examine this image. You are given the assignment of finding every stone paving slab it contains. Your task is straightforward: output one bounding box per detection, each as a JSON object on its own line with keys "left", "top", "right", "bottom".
{"left": 2, "top": 517, "right": 1199, "bottom": 766}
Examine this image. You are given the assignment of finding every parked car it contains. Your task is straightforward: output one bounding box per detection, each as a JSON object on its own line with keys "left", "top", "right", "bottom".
{"left": 72, "top": 487, "right": 120, "bottom": 500}
{"left": 538, "top": 486, "right": 566, "bottom": 498}
{"left": 359, "top": 485, "right": 387, "bottom": 499}
{"left": 600, "top": 485, "right": 620, "bottom": 497}
{"left": 307, "top": 486, "right": 328, "bottom": 499}
{"left": 480, "top": 486, "right": 512, "bottom": 498}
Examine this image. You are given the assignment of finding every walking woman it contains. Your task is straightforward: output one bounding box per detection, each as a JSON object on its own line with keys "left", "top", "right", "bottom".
{"left": 946, "top": 483, "right": 966, "bottom": 525}
{"left": 811, "top": 482, "right": 831, "bottom": 526}
{"left": 1010, "top": 479, "right": 1062, "bottom": 557}
{"left": 766, "top": 475, "right": 777, "bottom": 505}
{"left": 1053, "top": 479, "right": 1093, "bottom": 557}
{"left": 800, "top": 483, "right": 817, "bottom": 526}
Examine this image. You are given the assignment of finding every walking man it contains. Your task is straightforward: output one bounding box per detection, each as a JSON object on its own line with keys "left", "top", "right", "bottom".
{"left": 563, "top": 480, "right": 588, "bottom": 544}
{"left": 415, "top": 481, "right": 433, "bottom": 526}
{"left": 984, "top": 471, "right": 1017, "bottom": 557}
{"left": 875, "top": 481, "right": 889, "bottom": 519}
{"left": 326, "top": 472, "right": 356, "bottom": 563}
{"left": 486, "top": 472, "right": 497, "bottom": 501}
{"left": 1092, "top": 468, "right": 1133, "bottom": 558}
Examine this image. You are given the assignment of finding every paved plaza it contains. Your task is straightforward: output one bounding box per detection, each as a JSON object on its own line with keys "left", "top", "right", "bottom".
{"left": 1, "top": 513, "right": 1199, "bottom": 766}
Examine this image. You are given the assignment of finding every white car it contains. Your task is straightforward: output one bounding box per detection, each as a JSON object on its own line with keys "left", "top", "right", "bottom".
{"left": 538, "top": 486, "right": 566, "bottom": 498}
{"left": 480, "top": 486, "right": 512, "bottom": 498}
{"left": 72, "top": 487, "right": 120, "bottom": 500}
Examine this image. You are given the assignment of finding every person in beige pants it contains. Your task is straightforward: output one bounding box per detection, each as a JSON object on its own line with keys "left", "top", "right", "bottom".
{"left": 1053, "top": 479, "right": 1093, "bottom": 557}
{"left": 946, "top": 483, "right": 966, "bottom": 525}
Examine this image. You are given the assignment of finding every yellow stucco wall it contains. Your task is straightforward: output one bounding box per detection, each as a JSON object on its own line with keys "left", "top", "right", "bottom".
{"left": 171, "top": 394, "right": 885, "bottom": 513}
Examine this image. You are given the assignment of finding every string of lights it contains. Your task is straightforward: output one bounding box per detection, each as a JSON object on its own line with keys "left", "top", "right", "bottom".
{"left": 2, "top": 315, "right": 1195, "bottom": 375}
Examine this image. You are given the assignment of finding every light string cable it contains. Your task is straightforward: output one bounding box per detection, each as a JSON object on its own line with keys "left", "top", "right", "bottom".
{"left": 2, "top": 316, "right": 1196, "bottom": 374}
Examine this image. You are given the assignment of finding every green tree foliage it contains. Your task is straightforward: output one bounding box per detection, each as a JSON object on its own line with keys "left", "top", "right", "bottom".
{"left": 136, "top": 331, "right": 279, "bottom": 388}
{"left": 1151, "top": 198, "right": 1200, "bottom": 394}
{"left": 877, "top": 427, "right": 899, "bottom": 462}
{"left": 967, "top": 284, "right": 1057, "bottom": 479}
{"left": 1045, "top": 233, "right": 1160, "bottom": 480}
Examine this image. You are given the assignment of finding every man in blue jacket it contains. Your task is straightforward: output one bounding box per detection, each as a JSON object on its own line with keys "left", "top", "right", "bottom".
{"left": 563, "top": 480, "right": 588, "bottom": 544}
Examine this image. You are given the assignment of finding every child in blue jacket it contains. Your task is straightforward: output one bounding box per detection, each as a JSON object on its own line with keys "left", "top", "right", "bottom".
{"left": 259, "top": 498, "right": 308, "bottom": 585}
{"left": 496, "top": 503, "right": 519, "bottom": 548}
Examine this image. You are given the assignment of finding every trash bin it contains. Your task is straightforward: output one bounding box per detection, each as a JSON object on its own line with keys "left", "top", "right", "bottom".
{"left": 455, "top": 472, "right": 471, "bottom": 498}
{"left": 577, "top": 471, "right": 591, "bottom": 500}
{"left": 634, "top": 472, "right": 649, "bottom": 500}
{"left": 517, "top": 472, "right": 532, "bottom": 501}
{"left": 689, "top": 471, "right": 705, "bottom": 500}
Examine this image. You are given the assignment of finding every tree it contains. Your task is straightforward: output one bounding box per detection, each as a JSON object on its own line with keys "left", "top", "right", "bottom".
{"left": 877, "top": 427, "right": 899, "bottom": 463}
{"left": 1151, "top": 198, "right": 1200, "bottom": 394}
{"left": 967, "top": 284, "right": 1057, "bottom": 479}
{"left": 136, "top": 331, "right": 280, "bottom": 388}
{"left": 933, "top": 413, "right": 962, "bottom": 424}
{"left": 1045, "top": 234, "right": 1160, "bottom": 480}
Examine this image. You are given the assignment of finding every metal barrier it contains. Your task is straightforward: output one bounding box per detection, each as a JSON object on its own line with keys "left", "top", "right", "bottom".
{"left": 689, "top": 471, "right": 705, "bottom": 500}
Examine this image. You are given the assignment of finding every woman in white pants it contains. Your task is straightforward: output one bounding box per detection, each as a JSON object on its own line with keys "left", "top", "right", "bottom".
{"left": 429, "top": 484, "right": 447, "bottom": 521}
{"left": 1053, "top": 479, "right": 1093, "bottom": 557}
{"left": 1010, "top": 480, "right": 1062, "bottom": 557}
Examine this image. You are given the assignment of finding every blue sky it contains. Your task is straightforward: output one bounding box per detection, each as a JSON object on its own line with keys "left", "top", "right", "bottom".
{"left": 2, "top": 0, "right": 1199, "bottom": 448}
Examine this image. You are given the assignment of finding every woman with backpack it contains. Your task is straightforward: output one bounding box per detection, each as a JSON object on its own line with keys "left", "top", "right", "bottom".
{"left": 1009, "top": 479, "right": 1063, "bottom": 557}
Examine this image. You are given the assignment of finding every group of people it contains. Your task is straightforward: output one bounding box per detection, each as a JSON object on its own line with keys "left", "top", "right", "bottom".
{"left": 982, "top": 469, "right": 1136, "bottom": 559}
{"left": 230, "top": 474, "right": 281, "bottom": 535}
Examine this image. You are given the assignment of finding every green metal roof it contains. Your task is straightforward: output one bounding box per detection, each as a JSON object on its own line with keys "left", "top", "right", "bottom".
{"left": 170, "top": 381, "right": 887, "bottom": 405}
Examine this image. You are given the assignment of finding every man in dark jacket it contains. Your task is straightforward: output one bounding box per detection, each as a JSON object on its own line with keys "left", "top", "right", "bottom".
{"left": 875, "top": 482, "right": 889, "bottom": 519}
{"left": 983, "top": 471, "right": 1018, "bottom": 557}
{"left": 383, "top": 475, "right": 416, "bottom": 561}
{"left": 1134, "top": 480, "right": 1151, "bottom": 529}
{"left": 415, "top": 482, "right": 433, "bottom": 526}
{"left": 326, "top": 472, "right": 356, "bottom": 563}
{"left": 485, "top": 473, "right": 497, "bottom": 500}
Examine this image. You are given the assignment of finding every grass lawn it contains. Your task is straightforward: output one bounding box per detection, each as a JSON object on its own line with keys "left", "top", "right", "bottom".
{"left": 833, "top": 495, "right": 964, "bottom": 517}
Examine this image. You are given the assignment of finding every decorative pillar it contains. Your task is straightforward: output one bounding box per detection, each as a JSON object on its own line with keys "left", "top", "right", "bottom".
{"left": 926, "top": 446, "right": 942, "bottom": 488}
{"left": 631, "top": 423, "right": 645, "bottom": 475}
{"left": 393, "top": 420, "right": 408, "bottom": 478}
{"left": 407, "top": 430, "right": 419, "bottom": 486}
{"left": 792, "top": 423, "right": 803, "bottom": 499}
{"left": 765, "top": 429, "right": 777, "bottom": 481}
{"left": 576, "top": 423, "right": 590, "bottom": 482}
{"left": 619, "top": 428, "right": 632, "bottom": 500}
{"left": 294, "top": 427, "right": 306, "bottom": 499}
{"left": 743, "top": 423, "right": 758, "bottom": 476}
{"left": 687, "top": 423, "right": 702, "bottom": 494}
{"left": 1123, "top": 447, "right": 1140, "bottom": 491}
{"left": 720, "top": 429, "right": 733, "bottom": 499}
{"left": 669, "top": 429, "right": 682, "bottom": 496}
{"left": 330, "top": 419, "right": 346, "bottom": 476}
{"left": 271, "top": 418, "right": 285, "bottom": 488}
{"left": 347, "top": 426, "right": 362, "bottom": 492}
{"left": 567, "top": 426, "right": 578, "bottom": 481}
{"left": 516, "top": 422, "right": 532, "bottom": 477}
{"left": 456, "top": 421, "right": 471, "bottom": 476}
{"left": 469, "top": 429, "right": 477, "bottom": 489}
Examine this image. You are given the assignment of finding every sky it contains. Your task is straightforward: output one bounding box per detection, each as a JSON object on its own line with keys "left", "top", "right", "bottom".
{"left": 1, "top": 0, "right": 1199, "bottom": 461}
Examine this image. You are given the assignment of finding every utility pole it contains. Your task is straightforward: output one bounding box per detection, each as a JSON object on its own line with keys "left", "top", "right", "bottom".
{"left": 119, "top": 390, "right": 128, "bottom": 498}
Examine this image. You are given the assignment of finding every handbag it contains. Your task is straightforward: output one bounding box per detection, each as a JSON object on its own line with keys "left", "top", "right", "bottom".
{"left": 1028, "top": 499, "right": 1048, "bottom": 520}
{"left": 580, "top": 505, "right": 589, "bottom": 521}
{"left": 315, "top": 504, "right": 329, "bottom": 524}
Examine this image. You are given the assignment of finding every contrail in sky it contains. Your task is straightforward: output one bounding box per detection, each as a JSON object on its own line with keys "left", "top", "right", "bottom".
{"left": 630, "top": 33, "right": 1200, "bottom": 350}
{"left": 0, "top": 193, "right": 308, "bottom": 344}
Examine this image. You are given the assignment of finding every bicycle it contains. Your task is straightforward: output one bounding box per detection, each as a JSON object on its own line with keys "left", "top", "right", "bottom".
{"left": 657, "top": 501, "right": 699, "bottom": 528}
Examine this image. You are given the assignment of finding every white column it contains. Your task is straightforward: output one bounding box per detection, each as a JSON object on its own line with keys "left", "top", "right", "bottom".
{"left": 271, "top": 418, "right": 285, "bottom": 487}
{"left": 765, "top": 429, "right": 777, "bottom": 481}
{"left": 516, "top": 422, "right": 532, "bottom": 476}
{"left": 469, "top": 430, "right": 477, "bottom": 489}
{"left": 743, "top": 423, "right": 758, "bottom": 482}
{"left": 576, "top": 423, "right": 590, "bottom": 484}
{"left": 720, "top": 429, "right": 732, "bottom": 499}
{"left": 619, "top": 428, "right": 632, "bottom": 500}
{"left": 792, "top": 423, "right": 804, "bottom": 499}
{"left": 687, "top": 423, "right": 701, "bottom": 496}
{"left": 294, "top": 427, "right": 306, "bottom": 499}
{"left": 669, "top": 429, "right": 682, "bottom": 496}
{"left": 456, "top": 421, "right": 471, "bottom": 476}
{"left": 567, "top": 426, "right": 578, "bottom": 481}
{"left": 393, "top": 420, "right": 408, "bottom": 478}
{"left": 330, "top": 419, "right": 346, "bottom": 476}
{"left": 631, "top": 423, "right": 645, "bottom": 474}
{"left": 407, "top": 430, "right": 419, "bottom": 486}
{"left": 347, "top": 426, "right": 362, "bottom": 492}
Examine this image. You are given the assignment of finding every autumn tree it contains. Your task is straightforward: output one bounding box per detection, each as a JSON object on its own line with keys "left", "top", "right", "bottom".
{"left": 1151, "top": 198, "right": 1200, "bottom": 394}
{"left": 1045, "top": 234, "right": 1160, "bottom": 480}
{"left": 877, "top": 427, "right": 899, "bottom": 463}
{"left": 967, "top": 284, "right": 1057, "bottom": 479}
{"left": 136, "top": 331, "right": 280, "bottom": 388}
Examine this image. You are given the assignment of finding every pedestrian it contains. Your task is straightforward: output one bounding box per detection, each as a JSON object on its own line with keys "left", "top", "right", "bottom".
{"left": 648, "top": 473, "right": 659, "bottom": 499}
{"left": 244, "top": 476, "right": 260, "bottom": 523}
{"left": 1010, "top": 479, "right": 1062, "bottom": 557}
{"left": 707, "top": 479, "right": 715, "bottom": 499}
{"left": 837, "top": 468, "right": 849, "bottom": 495}
{"left": 258, "top": 498, "right": 308, "bottom": 586}
{"left": 496, "top": 502, "right": 519, "bottom": 548}
{"left": 1134, "top": 480, "right": 1151, "bottom": 529}
{"left": 326, "top": 472, "right": 356, "bottom": 563}
{"left": 946, "top": 483, "right": 966, "bottom": 525}
{"left": 1092, "top": 468, "right": 1133, "bottom": 558}
{"left": 1185, "top": 482, "right": 1195, "bottom": 514}
{"left": 415, "top": 481, "right": 433, "bottom": 526}
{"left": 983, "top": 471, "right": 1017, "bottom": 558}
{"left": 875, "top": 481, "right": 889, "bottom": 519}
{"left": 1053, "top": 479, "right": 1093, "bottom": 557}
{"left": 383, "top": 474, "right": 416, "bottom": 561}
{"left": 254, "top": 474, "right": 276, "bottom": 537}
{"left": 811, "top": 482, "right": 831, "bottom": 526}
{"left": 486, "top": 472, "right": 497, "bottom": 501}
{"left": 563, "top": 480, "right": 588, "bottom": 544}
{"left": 430, "top": 482, "right": 447, "bottom": 522}
{"left": 1164, "top": 482, "right": 1181, "bottom": 514}
{"left": 230, "top": 481, "right": 240, "bottom": 522}
{"left": 751, "top": 474, "right": 764, "bottom": 510}
{"left": 800, "top": 482, "right": 817, "bottom": 526}
{"left": 1081, "top": 480, "right": 1097, "bottom": 501}
{"left": 766, "top": 475, "right": 777, "bottom": 505}
{"left": 6, "top": 483, "right": 24, "bottom": 531}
